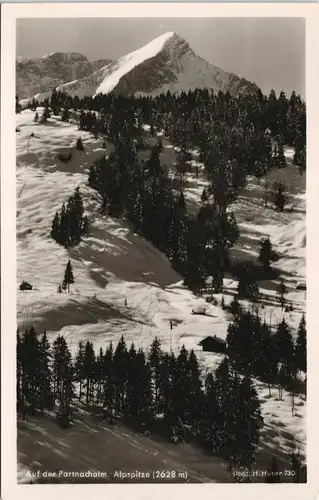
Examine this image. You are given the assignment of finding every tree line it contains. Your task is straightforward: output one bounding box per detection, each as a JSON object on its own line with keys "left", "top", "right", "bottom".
{"left": 17, "top": 328, "right": 264, "bottom": 476}
{"left": 226, "top": 310, "right": 306, "bottom": 396}
{"left": 16, "top": 324, "right": 306, "bottom": 481}
{"left": 23, "top": 85, "right": 306, "bottom": 176}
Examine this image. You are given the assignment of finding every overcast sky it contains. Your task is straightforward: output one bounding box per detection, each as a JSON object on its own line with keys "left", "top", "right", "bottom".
{"left": 16, "top": 18, "right": 305, "bottom": 97}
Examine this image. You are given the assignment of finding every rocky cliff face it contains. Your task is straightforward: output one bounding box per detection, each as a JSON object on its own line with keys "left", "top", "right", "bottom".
{"left": 16, "top": 52, "right": 112, "bottom": 99}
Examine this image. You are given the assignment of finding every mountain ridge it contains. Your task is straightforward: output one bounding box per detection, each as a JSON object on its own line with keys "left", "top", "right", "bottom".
{"left": 17, "top": 32, "right": 260, "bottom": 101}
{"left": 16, "top": 52, "right": 113, "bottom": 99}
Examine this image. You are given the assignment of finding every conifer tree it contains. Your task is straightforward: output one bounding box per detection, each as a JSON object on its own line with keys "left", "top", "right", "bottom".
{"left": 295, "top": 314, "right": 306, "bottom": 373}
{"left": 149, "top": 337, "right": 163, "bottom": 414}
{"left": 130, "top": 349, "right": 154, "bottom": 430}
{"left": 82, "top": 341, "right": 96, "bottom": 405}
{"left": 59, "top": 202, "right": 68, "bottom": 246}
{"left": 276, "top": 279, "right": 287, "bottom": 309}
{"left": 178, "top": 191, "right": 186, "bottom": 213}
{"left": 226, "top": 312, "right": 254, "bottom": 372}
{"left": 200, "top": 373, "right": 223, "bottom": 452}
{"left": 52, "top": 335, "right": 74, "bottom": 425}
{"left": 102, "top": 343, "right": 115, "bottom": 422}
{"left": 113, "top": 336, "right": 129, "bottom": 415}
{"left": 33, "top": 111, "right": 39, "bottom": 122}
{"left": 273, "top": 181, "right": 287, "bottom": 211}
{"left": 20, "top": 327, "right": 42, "bottom": 416}
{"left": 76, "top": 137, "right": 85, "bottom": 153}
{"left": 38, "top": 331, "right": 53, "bottom": 416}
{"left": 201, "top": 188, "right": 209, "bottom": 203}
{"left": 62, "top": 260, "right": 74, "bottom": 293}
{"left": 274, "top": 319, "right": 295, "bottom": 371}
{"left": 171, "top": 345, "right": 191, "bottom": 424}
{"left": 82, "top": 215, "right": 89, "bottom": 236}
{"left": 187, "top": 349, "right": 202, "bottom": 433}
{"left": 234, "top": 375, "right": 263, "bottom": 471}
{"left": 275, "top": 138, "right": 287, "bottom": 169}
{"left": 258, "top": 237, "right": 273, "bottom": 270}
{"left": 254, "top": 159, "right": 268, "bottom": 184}
{"left": 40, "top": 104, "right": 51, "bottom": 123}
{"left": 229, "top": 296, "right": 241, "bottom": 317}
{"left": 158, "top": 353, "right": 176, "bottom": 435}
{"left": 74, "top": 341, "right": 85, "bottom": 401}
{"left": 294, "top": 140, "right": 306, "bottom": 175}
{"left": 125, "top": 343, "right": 138, "bottom": 423}
{"left": 51, "top": 212, "right": 60, "bottom": 243}
{"left": 62, "top": 107, "right": 70, "bottom": 122}
{"left": 95, "top": 347, "right": 105, "bottom": 405}
{"left": 237, "top": 265, "right": 260, "bottom": 300}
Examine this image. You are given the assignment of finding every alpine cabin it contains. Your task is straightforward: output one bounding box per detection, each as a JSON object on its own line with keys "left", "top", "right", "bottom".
{"left": 198, "top": 335, "right": 227, "bottom": 354}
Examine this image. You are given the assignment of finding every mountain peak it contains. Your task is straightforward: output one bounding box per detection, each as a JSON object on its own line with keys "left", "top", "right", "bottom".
{"left": 18, "top": 32, "right": 259, "bottom": 101}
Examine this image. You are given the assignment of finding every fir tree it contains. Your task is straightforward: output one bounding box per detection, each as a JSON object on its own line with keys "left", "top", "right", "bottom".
{"left": 171, "top": 345, "right": 191, "bottom": 424}
{"left": 61, "top": 107, "right": 70, "bottom": 122}
{"left": 51, "top": 212, "right": 60, "bottom": 243}
{"left": 258, "top": 237, "right": 273, "bottom": 270}
{"left": 201, "top": 188, "right": 209, "bottom": 203}
{"left": 200, "top": 373, "right": 223, "bottom": 453}
{"left": 33, "top": 111, "right": 39, "bottom": 122}
{"left": 158, "top": 353, "right": 176, "bottom": 435}
{"left": 273, "top": 181, "right": 287, "bottom": 211}
{"left": 229, "top": 296, "right": 241, "bottom": 317}
{"left": 274, "top": 318, "right": 295, "bottom": 371}
{"left": 276, "top": 279, "right": 287, "bottom": 309}
{"left": 81, "top": 215, "right": 89, "bottom": 236}
{"left": 178, "top": 191, "right": 186, "bottom": 213}
{"left": 20, "top": 327, "right": 42, "bottom": 416}
{"left": 52, "top": 335, "right": 74, "bottom": 414}
{"left": 148, "top": 337, "right": 163, "bottom": 414}
{"left": 38, "top": 331, "right": 53, "bottom": 416}
{"left": 129, "top": 349, "right": 154, "bottom": 430}
{"left": 113, "top": 336, "right": 129, "bottom": 415}
{"left": 74, "top": 341, "right": 85, "bottom": 401}
{"left": 294, "top": 141, "right": 306, "bottom": 175}
{"left": 40, "top": 104, "right": 51, "bottom": 123}
{"left": 62, "top": 260, "right": 74, "bottom": 293}
{"left": 82, "top": 341, "right": 96, "bottom": 405}
{"left": 102, "top": 343, "right": 116, "bottom": 423}
{"left": 231, "top": 375, "right": 263, "bottom": 472}
{"left": 295, "top": 314, "right": 306, "bottom": 373}
{"left": 275, "top": 138, "right": 287, "bottom": 169}
{"left": 76, "top": 137, "right": 85, "bottom": 152}
{"left": 237, "top": 265, "right": 260, "bottom": 300}
{"left": 187, "top": 349, "right": 202, "bottom": 433}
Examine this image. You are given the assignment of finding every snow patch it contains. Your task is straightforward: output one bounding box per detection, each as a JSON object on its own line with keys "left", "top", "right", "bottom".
{"left": 96, "top": 32, "right": 175, "bottom": 96}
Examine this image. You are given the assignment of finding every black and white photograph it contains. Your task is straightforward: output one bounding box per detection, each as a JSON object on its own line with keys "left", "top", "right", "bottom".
{"left": 2, "top": 4, "right": 317, "bottom": 495}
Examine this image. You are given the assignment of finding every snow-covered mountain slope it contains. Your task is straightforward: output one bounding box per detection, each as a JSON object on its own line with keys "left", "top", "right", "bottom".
{"left": 16, "top": 52, "right": 112, "bottom": 99}
{"left": 22, "top": 32, "right": 259, "bottom": 101}
{"left": 16, "top": 109, "right": 306, "bottom": 467}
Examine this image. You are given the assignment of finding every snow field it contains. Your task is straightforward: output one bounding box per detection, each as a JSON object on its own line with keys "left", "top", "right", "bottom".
{"left": 16, "top": 109, "right": 306, "bottom": 459}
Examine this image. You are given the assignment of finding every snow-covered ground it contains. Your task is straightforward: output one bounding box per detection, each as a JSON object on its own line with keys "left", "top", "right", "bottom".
{"left": 16, "top": 109, "right": 306, "bottom": 465}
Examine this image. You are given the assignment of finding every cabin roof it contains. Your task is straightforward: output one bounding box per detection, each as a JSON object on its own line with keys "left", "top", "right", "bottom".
{"left": 198, "top": 335, "right": 226, "bottom": 346}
